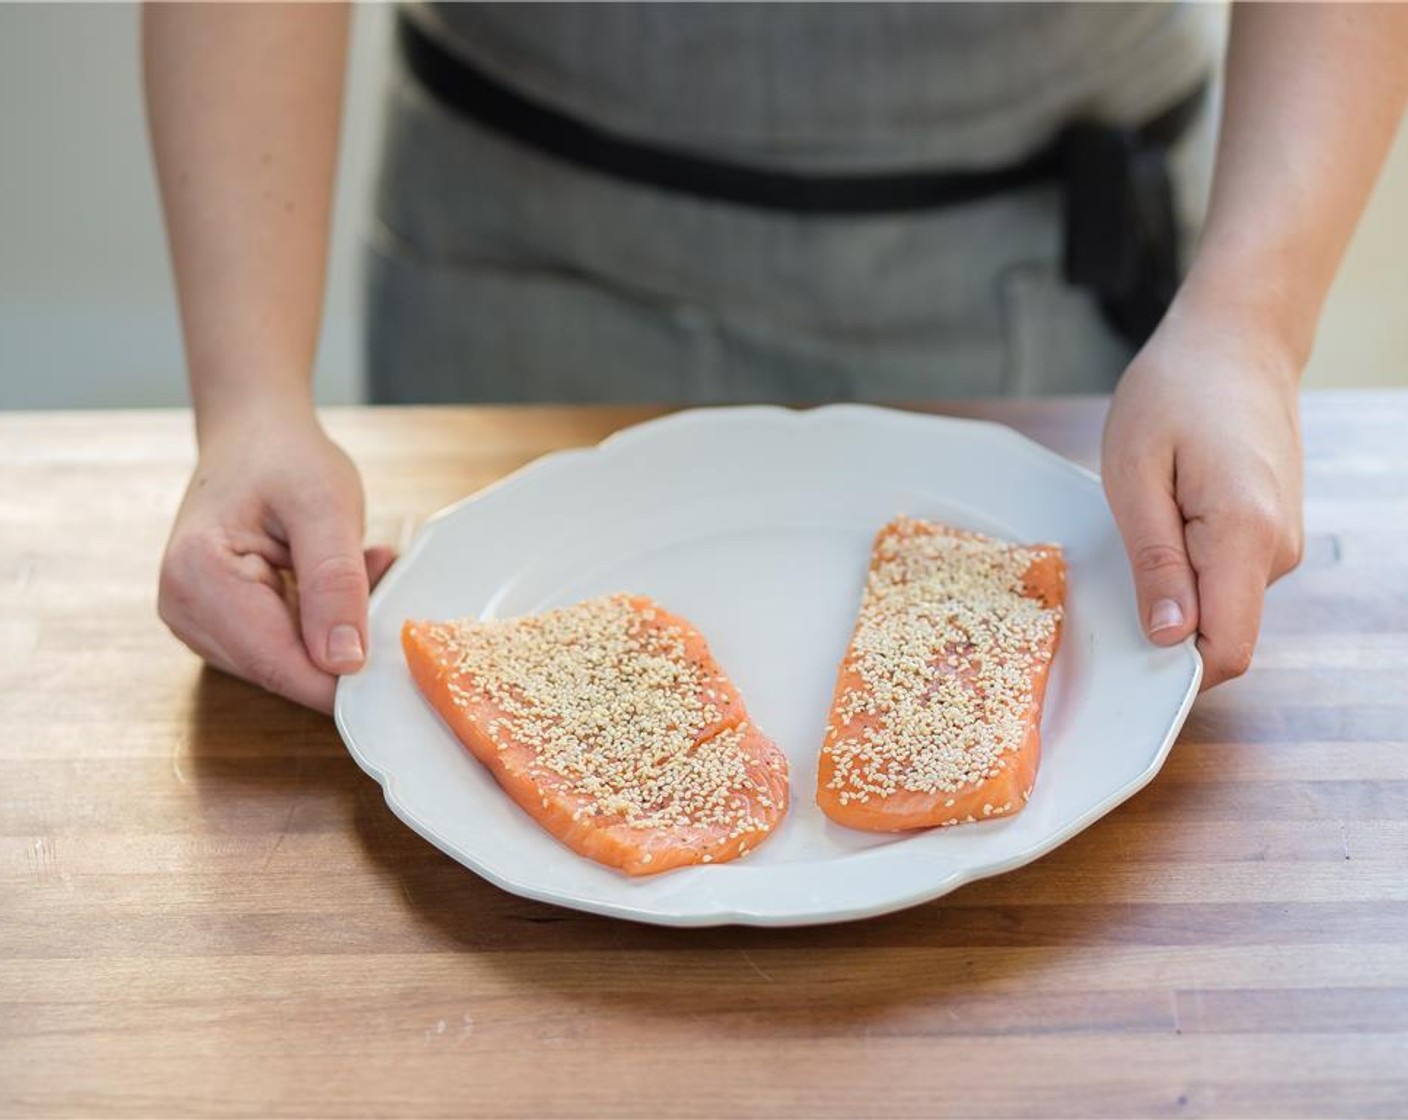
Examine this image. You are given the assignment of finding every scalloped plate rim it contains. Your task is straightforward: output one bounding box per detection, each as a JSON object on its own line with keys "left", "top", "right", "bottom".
{"left": 334, "top": 404, "right": 1201, "bottom": 927}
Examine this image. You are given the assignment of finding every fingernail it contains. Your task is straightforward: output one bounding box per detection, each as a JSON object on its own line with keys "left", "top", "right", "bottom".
{"left": 327, "top": 624, "right": 364, "bottom": 667}
{"left": 1149, "top": 599, "right": 1185, "bottom": 635}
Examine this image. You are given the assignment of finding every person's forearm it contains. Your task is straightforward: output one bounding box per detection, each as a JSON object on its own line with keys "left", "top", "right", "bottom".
{"left": 143, "top": 3, "right": 349, "bottom": 440}
{"left": 1177, "top": 2, "right": 1408, "bottom": 372}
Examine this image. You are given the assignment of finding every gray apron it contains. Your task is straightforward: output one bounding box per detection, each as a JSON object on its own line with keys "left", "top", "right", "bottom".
{"left": 366, "top": 2, "right": 1219, "bottom": 404}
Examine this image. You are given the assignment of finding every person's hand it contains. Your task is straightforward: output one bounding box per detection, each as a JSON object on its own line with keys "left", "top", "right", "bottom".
{"left": 158, "top": 402, "right": 396, "bottom": 712}
{"left": 1102, "top": 305, "right": 1304, "bottom": 689}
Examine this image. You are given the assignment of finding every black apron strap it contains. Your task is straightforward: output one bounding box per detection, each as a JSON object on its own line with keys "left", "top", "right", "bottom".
{"left": 1062, "top": 106, "right": 1199, "bottom": 348}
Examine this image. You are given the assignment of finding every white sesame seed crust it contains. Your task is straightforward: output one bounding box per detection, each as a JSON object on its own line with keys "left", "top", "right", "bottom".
{"left": 823, "top": 517, "right": 1063, "bottom": 804}
{"left": 426, "top": 595, "right": 783, "bottom": 849}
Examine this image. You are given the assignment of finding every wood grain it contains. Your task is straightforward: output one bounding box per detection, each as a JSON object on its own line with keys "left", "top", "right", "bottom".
{"left": 2, "top": 395, "right": 1407, "bottom": 1119}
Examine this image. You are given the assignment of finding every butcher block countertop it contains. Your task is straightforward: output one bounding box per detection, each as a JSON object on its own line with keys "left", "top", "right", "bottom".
{"left": 2, "top": 394, "right": 1406, "bottom": 1118}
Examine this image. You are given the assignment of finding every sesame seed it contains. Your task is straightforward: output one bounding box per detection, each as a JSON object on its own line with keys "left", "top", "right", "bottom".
{"left": 434, "top": 594, "right": 780, "bottom": 844}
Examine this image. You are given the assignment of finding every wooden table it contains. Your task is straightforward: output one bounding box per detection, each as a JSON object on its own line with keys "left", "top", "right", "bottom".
{"left": 3, "top": 396, "right": 1407, "bottom": 1118}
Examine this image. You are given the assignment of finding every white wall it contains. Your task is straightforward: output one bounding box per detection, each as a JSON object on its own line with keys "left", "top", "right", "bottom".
{"left": 0, "top": 1, "right": 392, "bottom": 409}
{"left": 0, "top": 2, "right": 1402, "bottom": 409}
{"left": 1303, "top": 108, "right": 1408, "bottom": 390}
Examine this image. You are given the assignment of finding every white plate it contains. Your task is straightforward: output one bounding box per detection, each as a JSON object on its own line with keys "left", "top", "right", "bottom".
{"left": 335, "top": 405, "right": 1200, "bottom": 927}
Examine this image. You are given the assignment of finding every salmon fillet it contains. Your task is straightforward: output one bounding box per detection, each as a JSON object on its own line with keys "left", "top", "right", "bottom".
{"left": 817, "top": 517, "right": 1065, "bottom": 832}
{"left": 403, "top": 594, "right": 789, "bottom": 876}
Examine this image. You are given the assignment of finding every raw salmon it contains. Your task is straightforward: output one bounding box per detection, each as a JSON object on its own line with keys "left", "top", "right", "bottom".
{"left": 817, "top": 517, "right": 1065, "bottom": 831}
{"left": 403, "top": 594, "right": 789, "bottom": 876}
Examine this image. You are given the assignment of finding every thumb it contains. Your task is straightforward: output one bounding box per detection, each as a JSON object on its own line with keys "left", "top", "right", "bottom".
{"left": 288, "top": 503, "right": 370, "bottom": 674}
{"left": 1105, "top": 465, "right": 1200, "bottom": 646}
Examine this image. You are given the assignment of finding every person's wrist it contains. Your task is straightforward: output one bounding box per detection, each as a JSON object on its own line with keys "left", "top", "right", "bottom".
{"left": 193, "top": 376, "right": 319, "bottom": 450}
{"left": 1169, "top": 244, "right": 1316, "bottom": 391}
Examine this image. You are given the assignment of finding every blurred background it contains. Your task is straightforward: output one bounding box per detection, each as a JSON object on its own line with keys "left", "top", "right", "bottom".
{"left": 1, "top": 2, "right": 1404, "bottom": 410}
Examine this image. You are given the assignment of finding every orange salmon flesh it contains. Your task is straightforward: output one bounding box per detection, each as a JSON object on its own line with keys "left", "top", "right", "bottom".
{"left": 403, "top": 594, "right": 789, "bottom": 876}
{"left": 817, "top": 517, "right": 1065, "bottom": 832}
